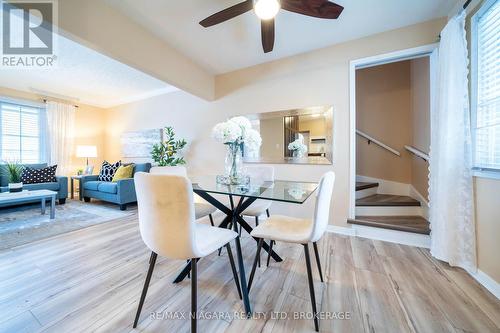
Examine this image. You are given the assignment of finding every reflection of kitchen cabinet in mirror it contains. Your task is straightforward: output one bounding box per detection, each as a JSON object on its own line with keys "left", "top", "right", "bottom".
{"left": 243, "top": 106, "right": 333, "bottom": 165}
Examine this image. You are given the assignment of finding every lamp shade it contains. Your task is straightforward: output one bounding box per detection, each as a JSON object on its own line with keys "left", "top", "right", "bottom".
{"left": 76, "top": 145, "right": 97, "bottom": 158}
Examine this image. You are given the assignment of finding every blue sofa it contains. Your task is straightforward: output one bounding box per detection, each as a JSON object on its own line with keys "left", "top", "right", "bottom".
{"left": 81, "top": 163, "right": 151, "bottom": 210}
{"left": 0, "top": 163, "right": 68, "bottom": 207}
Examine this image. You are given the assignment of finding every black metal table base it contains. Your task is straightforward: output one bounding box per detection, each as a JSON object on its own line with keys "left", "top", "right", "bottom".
{"left": 172, "top": 191, "right": 283, "bottom": 316}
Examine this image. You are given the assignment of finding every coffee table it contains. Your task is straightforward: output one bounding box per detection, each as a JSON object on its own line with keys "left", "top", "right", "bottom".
{"left": 0, "top": 190, "right": 57, "bottom": 219}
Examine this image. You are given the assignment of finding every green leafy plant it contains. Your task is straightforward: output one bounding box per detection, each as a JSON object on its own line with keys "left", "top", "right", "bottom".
{"left": 1, "top": 161, "right": 24, "bottom": 183}
{"left": 151, "top": 127, "right": 187, "bottom": 167}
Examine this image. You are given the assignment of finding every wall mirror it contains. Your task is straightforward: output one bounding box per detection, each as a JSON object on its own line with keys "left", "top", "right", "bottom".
{"left": 243, "top": 105, "right": 333, "bottom": 165}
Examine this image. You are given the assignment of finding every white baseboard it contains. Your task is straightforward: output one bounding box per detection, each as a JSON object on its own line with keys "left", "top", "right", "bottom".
{"left": 352, "top": 225, "right": 430, "bottom": 248}
{"left": 356, "top": 206, "right": 423, "bottom": 216}
{"left": 326, "top": 225, "right": 356, "bottom": 236}
{"left": 356, "top": 175, "right": 410, "bottom": 196}
{"left": 467, "top": 269, "right": 500, "bottom": 300}
{"left": 326, "top": 224, "right": 430, "bottom": 248}
{"left": 409, "top": 185, "right": 429, "bottom": 220}
{"left": 356, "top": 186, "right": 378, "bottom": 199}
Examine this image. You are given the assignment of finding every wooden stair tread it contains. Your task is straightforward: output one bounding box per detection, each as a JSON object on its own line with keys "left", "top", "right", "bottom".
{"left": 356, "top": 194, "right": 421, "bottom": 207}
{"left": 348, "top": 215, "right": 430, "bottom": 235}
{"left": 355, "top": 181, "right": 379, "bottom": 191}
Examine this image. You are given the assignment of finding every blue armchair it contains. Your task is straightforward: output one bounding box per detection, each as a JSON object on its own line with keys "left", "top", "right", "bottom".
{"left": 0, "top": 163, "right": 68, "bottom": 207}
{"left": 80, "top": 163, "right": 151, "bottom": 210}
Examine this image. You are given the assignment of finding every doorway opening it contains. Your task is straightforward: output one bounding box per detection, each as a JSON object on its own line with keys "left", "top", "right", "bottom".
{"left": 348, "top": 45, "right": 437, "bottom": 238}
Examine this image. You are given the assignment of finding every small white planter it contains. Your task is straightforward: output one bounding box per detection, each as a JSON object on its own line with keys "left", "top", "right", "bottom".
{"left": 150, "top": 166, "right": 186, "bottom": 174}
{"left": 8, "top": 182, "right": 23, "bottom": 193}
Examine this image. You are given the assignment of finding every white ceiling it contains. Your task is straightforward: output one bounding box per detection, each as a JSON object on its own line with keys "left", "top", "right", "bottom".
{"left": 106, "top": 0, "right": 456, "bottom": 74}
{"left": 0, "top": 25, "right": 177, "bottom": 108}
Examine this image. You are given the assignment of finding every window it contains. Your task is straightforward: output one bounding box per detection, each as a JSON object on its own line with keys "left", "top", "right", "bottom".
{"left": 471, "top": 0, "right": 500, "bottom": 172}
{"left": 0, "top": 100, "right": 47, "bottom": 163}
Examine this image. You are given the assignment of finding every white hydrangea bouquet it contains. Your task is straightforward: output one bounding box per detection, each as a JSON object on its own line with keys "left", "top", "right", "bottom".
{"left": 212, "top": 116, "right": 262, "bottom": 184}
{"left": 288, "top": 133, "right": 308, "bottom": 158}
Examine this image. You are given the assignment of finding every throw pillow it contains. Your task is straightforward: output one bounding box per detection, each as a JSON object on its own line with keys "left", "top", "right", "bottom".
{"left": 112, "top": 164, "right": 134, "bottom": 182}
{"left": 98, "top": 160, "right": 121, "bottom": 182}
{"left": 21, "top": 165, "right": 57, "bottom": 184}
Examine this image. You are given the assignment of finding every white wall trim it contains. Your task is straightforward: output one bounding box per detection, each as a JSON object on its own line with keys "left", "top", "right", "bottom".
{"left": 356, "top": 175, "right": 411, "bottom": 196}
{"left": 351, "top": 225, "right": 431, "bottom": 248}
{"left": 326, "top": 225, "right": 356, "bottom": 236}
{"left": 409, "top": 185, "right": 429, "bottom": 220}
{"left": 467, "top": 269, "right": 500, "bottom": 300}
{"left": 327, "top": 223, "right": 430, "bottom": 248}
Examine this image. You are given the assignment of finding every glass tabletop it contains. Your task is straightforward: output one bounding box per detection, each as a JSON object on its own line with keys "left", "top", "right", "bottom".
{"left": 191, "top": 175, "right": 318, "bottom": 204}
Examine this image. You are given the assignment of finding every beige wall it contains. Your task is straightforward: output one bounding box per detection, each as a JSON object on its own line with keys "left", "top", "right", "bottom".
{"left": 474, "top": 178, "right": 500, "bottom": 282}
{"left": 105, "top": 18, "right": 446, "bottom": 227}
{"left": 355, "top": 61, "right": 413, "bottom": 183}
{"left": 260, "top": 117, "right": 284, "bottom": 159}
{"left": 299, "top": 118, "right": 326, "bottom": 137}
{"left": 410, "top": 57, "right": 431, "bottom": 199}
{"left": 0, "top": 86, "right": 106, "bottom": 174}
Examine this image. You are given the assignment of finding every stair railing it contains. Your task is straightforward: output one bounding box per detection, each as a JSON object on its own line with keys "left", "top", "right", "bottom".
{"left": 404, "top": 145, "right": 429, "bottom": 162}
{"left": 356, "top": 130, "right": 401, "bottom": 156}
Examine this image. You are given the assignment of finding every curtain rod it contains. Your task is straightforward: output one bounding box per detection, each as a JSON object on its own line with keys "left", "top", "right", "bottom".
{"left": 42, "top": 98, "right": 79, "bottom": 108}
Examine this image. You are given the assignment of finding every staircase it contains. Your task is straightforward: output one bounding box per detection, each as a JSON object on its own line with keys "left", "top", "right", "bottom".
{"left": 349, "top": 181, "right": 430, "bottom": 235}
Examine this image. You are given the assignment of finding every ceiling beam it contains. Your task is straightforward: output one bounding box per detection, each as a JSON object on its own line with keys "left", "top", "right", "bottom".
{"left": 56, "top": 0, "right": 215, "bottom": 101}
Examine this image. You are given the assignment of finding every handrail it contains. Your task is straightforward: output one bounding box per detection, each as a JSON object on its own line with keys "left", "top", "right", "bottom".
{"left": 405, "top": 145, "right": 429, "bottom": 162}
{"left": 356, "top": 130, "right": 401, "bottom": 156}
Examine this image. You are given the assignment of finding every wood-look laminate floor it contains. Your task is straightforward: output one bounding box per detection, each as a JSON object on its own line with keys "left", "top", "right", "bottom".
{"left": 0, "top": 211, "right": 499, "bottom": 333}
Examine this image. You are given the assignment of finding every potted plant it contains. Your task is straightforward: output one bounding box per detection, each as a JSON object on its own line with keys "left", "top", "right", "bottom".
{"left": 150, "top": 127, "right": 188, "bottom": 171}
{"left": 1, "top": 162, "right": 24, "bottom": 192}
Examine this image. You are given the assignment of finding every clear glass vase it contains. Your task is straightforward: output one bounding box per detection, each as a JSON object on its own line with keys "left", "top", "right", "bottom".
{"left": 292, "top": 150, "right": 304, "bottom": 158}
{"left": 225, "top": 143, "right": 243, "bottom": 181}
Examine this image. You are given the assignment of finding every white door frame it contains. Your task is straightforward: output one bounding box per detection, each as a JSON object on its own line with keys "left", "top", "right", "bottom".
{"left": 348, "top": 43, "right": 439, "bottom": 219}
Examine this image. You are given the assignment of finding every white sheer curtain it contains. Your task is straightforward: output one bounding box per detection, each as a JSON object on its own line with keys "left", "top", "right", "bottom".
{"left": 429, "top": 11, "right": 476, "bottom": 272}
{"left": 46, "top": 101, "right": 76, "bottom": 176}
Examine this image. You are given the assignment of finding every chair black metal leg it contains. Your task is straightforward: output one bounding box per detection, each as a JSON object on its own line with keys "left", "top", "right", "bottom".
{"left": 266, "top": 209, "right": 270, "bottom": 218}
{"left": 133, "top": 251, "right": 157, "bottom": 328}
{"left": 266, "top": 240, "right": 274, "bottom": 267}
{"left": 312, "top": 242, "right": 324, "bottom": 283}
{"left": 209, "top": 214, "right": 214, "bottom": 226}
{"left": 187, "top": 260, "right": 190, "bottom": 278}
{"left": 256, "top": 216, "right": 260, "bottom": 267}
{"left": 304, "top": 244, "right": 319, "bottom": 332}
{"left": 226, "top": 243, "right": 242, "bottom": 299}
{"left": 248, "top": 238, "right": 263, "bottom": 291}
{"left": 191, "top": 258, "right": 197, "bottom": 333}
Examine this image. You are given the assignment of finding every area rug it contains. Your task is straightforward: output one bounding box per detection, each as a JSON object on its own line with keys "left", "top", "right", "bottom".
{"left": 0, "top": 200, "right": 134, "bottom": 250}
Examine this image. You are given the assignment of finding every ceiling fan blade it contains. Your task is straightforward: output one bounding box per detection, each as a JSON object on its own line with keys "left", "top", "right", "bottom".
{"left": 281, "top": 0, "right": 344, "bottom": 19}
{"left": 199, "top": 0, "right": 254, "bottom": 27}
{"left": 261, "top": 19, "right": 275, "bottom": 53}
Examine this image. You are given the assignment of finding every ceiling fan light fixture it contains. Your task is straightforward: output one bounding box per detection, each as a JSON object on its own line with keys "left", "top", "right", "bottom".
{"left": 254, "top": 0, "right": 280, "bottom": 20}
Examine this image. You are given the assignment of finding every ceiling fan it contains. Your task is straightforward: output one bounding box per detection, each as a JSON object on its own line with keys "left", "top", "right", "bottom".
{"left": 199, "top": 0, "right": 344, "bottom": 53}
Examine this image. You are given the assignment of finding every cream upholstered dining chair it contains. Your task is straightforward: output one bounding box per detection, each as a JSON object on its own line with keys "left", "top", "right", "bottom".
{"left": 150, "top": 166, "right": 217, "bottom": 225}
{"left": 132, "top": 173, "right": 241, "bottom": 332}
{"left": 241, "top": 165, "right": 274, "bottom": 223}
{"left": 247, "top": 171, "right": 335, "bottom": 332}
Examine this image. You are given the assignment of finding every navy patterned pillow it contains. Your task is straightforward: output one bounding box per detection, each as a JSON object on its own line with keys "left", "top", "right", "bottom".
{"left": 98, "top": 160, "right": 121, "bottom": 182}
{"left": 21, "top": 165, "right": 57, "bottom": 184}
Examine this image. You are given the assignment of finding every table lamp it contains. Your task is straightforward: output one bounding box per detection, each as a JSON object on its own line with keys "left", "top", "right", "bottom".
{"left": 76, "top": 145, "right": 97, "bottom": 166}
